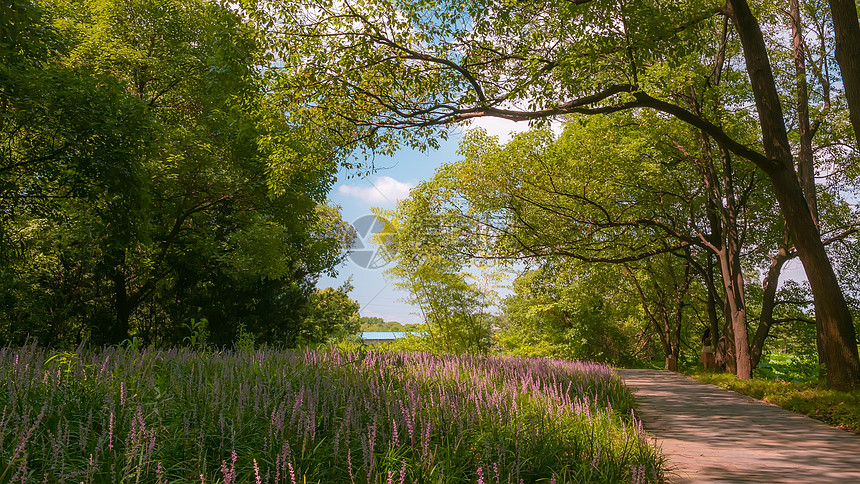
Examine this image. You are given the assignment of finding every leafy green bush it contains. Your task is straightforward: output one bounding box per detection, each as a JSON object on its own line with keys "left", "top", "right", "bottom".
{"left": 755, "top": 352, "right": 819, "bottom": 383}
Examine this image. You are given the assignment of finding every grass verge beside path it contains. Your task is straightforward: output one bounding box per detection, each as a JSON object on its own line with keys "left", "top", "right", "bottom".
{"left": 689, "top": 372, "right": 860, "bottom": 433}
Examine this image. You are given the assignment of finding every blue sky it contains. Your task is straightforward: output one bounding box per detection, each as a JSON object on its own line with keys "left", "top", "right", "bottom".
{"left": 318, "top": 119, "right": 530, "bottom": 324}
{"left": 318, "top": 141, "right": 457, "bottom": 324}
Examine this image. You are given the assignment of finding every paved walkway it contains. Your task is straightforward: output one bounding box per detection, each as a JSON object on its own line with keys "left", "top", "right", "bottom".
{"left": 617, "top": 369, "right": 860, "bottom": 483}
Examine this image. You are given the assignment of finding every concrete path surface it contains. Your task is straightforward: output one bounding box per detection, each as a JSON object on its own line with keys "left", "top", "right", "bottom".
{"left": 617, "top": 369, "right": 860, "bottom": 483}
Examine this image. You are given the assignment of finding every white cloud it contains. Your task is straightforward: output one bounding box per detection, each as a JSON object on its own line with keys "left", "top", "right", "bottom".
{"left": 464, "top": 117, "right": 564, "bottom": 143}
{"left": 465, "top": 117, "right": 531, "bottom": 143}
{"left": 337, "top": 176, "right": 414, "bottom": 205}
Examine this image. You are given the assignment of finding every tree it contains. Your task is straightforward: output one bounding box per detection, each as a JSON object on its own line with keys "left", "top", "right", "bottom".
{"left": 360, "top": 317, "right": 422, "bottom": 332}
{"left": 302, "top": 283, "right": 362, "bottom": 344}
{"left": 624, "top": 254, "right": 697, "bottom": 371}
{"left": 827, "top": 0, "right": 860, "bottom": 144}
{"left": 376, "top": 204, "right": 494, "bottom": 354}
{"left": 1, "top": 0, "right": 151, "bottom": 344}
{"left": 0, "top": 0, "right": 354, "bottom": 347}
{"left": 258, "top": 0, "right": 860, "bottom": 388}
{"left": 726, "top": 0, "right": 859, "bottom": 388}
{"left": 500, "top": 258, "right": 643, "bottom": 365}
{"left": 382, "top": 93, "right": 860, "bottom": 377}
{"left": 409, "top": 115, "right": 764, "bottom": 375}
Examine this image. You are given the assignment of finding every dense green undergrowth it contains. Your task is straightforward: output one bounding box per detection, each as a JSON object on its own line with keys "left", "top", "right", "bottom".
{"left": 689, "top": 372, "right": 860, "bottom": 433}
{"left": 0, "top": 345, "right": 663, "bottom": 483}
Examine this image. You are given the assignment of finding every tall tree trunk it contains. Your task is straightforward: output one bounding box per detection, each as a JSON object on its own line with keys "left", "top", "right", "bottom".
{"left": 790, "top": 0, "right": 818, "bottom": 223}
{"left": 728, "top": 0, "right": 860, "bottom": 389}
{"left": 751, "top": 232, "right": 790, "bottom": 368}
{"left": 715, "top": 246, "right": 751, "bottom": 378}
{"left": 624, "top": 263, "right": 676, "bottom": 371}
{"left": 828, "top": 0, "right": 860, "bottom": 146}
{"left": 769, "top": 166, "right": 859, "bottom": 388}
{"left": 721, "top": 294, "right": 738, "bottom": 375}
{"left": 657, "top": 306, "right": 675, "bottom": 371}
{"left": 695, "top": 126, "right": 750, "bottom": 377}
{"left": 705, "top": 253, "right": 722, "bottom": 367}
{"left": 670, "top": 320, "right": 681, "bottom": 371}
{"left": 720, "top": 148, "right": 753, "bottom": 379}
{"left": 671, "top": 257, "right": 693, "bottom": 371}
{"left": 789, "top": 0, "right": 828, "bottom": 372}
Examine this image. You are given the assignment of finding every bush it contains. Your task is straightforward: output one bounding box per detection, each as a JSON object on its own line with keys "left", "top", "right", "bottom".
{"left": 755, "top": 352, "right": 819, "bottom": 383}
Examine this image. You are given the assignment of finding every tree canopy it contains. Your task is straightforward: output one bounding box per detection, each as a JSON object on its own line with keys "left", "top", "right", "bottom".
{"left": 0, "top": 0, "right": 356, "bottom": 347}
{"left": 253, "top": 0, "right": 860, "bottom": 388}
{"left": 3, "top": 0, "right": 860, "bottom": 390}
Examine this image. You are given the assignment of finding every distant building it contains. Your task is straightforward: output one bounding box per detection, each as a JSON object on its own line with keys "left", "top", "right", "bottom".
{"left": 361, "top": 331, "right": 408, "bottom": 345}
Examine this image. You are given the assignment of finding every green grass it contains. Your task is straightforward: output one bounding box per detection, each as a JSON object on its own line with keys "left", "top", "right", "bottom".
{"left": 689, "top": 371, "right": 860, "bottom": 433}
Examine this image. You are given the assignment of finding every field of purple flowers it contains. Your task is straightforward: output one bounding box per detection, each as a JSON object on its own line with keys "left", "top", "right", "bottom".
{"left": 0, "top": 345, "right": 663, "bottom": 483}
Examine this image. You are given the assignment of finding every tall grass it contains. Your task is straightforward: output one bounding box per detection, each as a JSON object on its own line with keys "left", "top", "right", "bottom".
{"left": 0, "top": 345, "right": 662, "bottom": 482}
